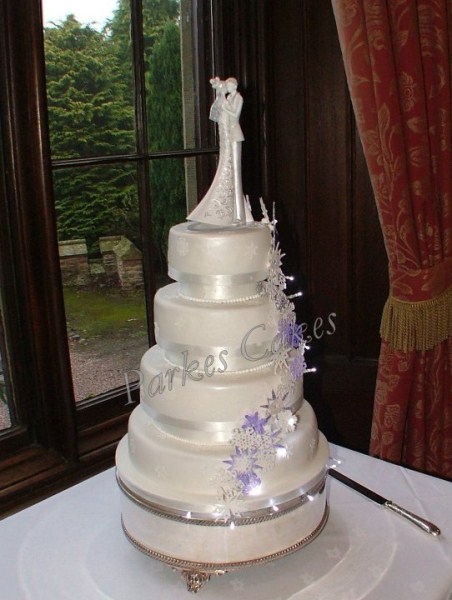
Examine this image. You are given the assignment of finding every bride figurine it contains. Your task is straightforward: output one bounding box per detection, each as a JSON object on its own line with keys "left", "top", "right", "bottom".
{"left": 187, "top": 77, "right": 252, "bottom": 226}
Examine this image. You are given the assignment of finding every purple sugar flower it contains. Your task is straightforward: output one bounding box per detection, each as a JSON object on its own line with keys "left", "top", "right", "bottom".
{"left": 224, "top": 448, "right": 262, "bottom": 494}
{"left": 289, "top": 353, "right": 307, "bottom": 379}
{"left": 237, "top": 470, "right": 262, "bottom": 494}
{"left": 242, "top": 411, "right": 268, "bottom": 434}
{"left": 224, "top": 447, "right": 260, "bottom": 472}
{"left": 279, "top": 319, "right": 303, "bottom": 348}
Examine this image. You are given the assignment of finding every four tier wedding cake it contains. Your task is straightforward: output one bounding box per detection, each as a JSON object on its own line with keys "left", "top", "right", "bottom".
{"left": 115, "top": 77, "right": 329, "bottom": 592}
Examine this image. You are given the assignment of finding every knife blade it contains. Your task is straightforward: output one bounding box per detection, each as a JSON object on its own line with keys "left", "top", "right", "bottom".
{"left": 328, "top": 468, "right": 441, "bottom": 536}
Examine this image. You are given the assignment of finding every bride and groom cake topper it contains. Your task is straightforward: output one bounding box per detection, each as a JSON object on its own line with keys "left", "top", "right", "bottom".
{"left": 187, "top": 76, "right": 254, "bottom": 226}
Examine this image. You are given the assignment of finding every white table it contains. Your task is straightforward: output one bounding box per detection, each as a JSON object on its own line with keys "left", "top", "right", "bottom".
{"left": 1, "top": 445, "right": 451, "bottom": 600}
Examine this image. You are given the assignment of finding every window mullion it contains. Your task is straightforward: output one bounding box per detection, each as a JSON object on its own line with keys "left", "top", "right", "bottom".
{"left": 130, "top": 0, "right": 156, "bottom": 345}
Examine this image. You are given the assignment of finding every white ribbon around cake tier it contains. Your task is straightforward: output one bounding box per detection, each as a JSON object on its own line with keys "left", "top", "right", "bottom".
{"left": 141, "top": 402, "right": 235, "bottom": 442}
{"left": 168, "top": 267, "right": 267, "bottom": 287}
{"left": 156, "top": 336, "right": 274, "bottom": 372}
{"left": 140, "top": 396, "right": 302, "bottom": 444}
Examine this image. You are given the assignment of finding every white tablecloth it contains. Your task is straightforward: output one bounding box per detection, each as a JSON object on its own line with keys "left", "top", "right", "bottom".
{"left": 1, "top": 445, "right": 451, "bottom": 599}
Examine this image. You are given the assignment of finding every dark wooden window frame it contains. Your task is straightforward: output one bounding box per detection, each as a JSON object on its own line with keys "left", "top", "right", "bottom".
{"left": 0, "top": 0, "right": 258, "bottom": 516}
{"left": 0, "top": 0, "right": 382, "bottom": 515}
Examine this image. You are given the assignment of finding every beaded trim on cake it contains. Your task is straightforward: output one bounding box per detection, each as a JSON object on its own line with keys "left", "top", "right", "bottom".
{"left": 120, "top": 503, "right": 329, "bottom": 572}
{"left": 117, "top": 468, "right": 327, "bottom": 526}
{"left": 179, "top": 291, "right": 263, "bottom": 304}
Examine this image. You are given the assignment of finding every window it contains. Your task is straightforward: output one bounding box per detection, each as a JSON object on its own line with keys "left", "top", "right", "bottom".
{"left": 0, "top": 307, "right": 13, "bottom": 432}
{"left": 0, "top": 0, "right": 238, "bottom": 515}
{"left": 43, "top": 0, "right": 215, "bottom": 403}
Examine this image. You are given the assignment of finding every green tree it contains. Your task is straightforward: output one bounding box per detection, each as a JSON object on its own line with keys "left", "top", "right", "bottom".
{"left": 107, "top": 0, "right": 180, "bottom": 84}
{"left": 147, "top": 22, "right": 185, "bottom": 267}
{"left": 108, "top": 1, "right": 185, "bottom": 269}
{"left": 45, "top": 3, "right": 184, "bottom": 257}
{"left": 45, "top": 16, "right": 136, "bottom": 249}
{"left": 45, "top": 15, "right": 134, "bottom": 158}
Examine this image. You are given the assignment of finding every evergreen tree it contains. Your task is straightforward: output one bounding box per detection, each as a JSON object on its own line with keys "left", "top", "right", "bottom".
{"left": 147, "top": 21, "right": 185, "bottom": 266}
{"left": 45, "top": 16, "right": 137, "bottom": 249}
{"left": 44, "top": 3, "right": 184, "bottom": 257}
{"left": 107, "top": 0, "right": 180, "bottom": 80}
{"left": 45, "top": 15, "right": 134, "bottom": 158}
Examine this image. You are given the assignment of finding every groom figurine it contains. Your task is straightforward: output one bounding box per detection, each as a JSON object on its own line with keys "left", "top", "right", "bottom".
{"left": 223, "top": 78, "right": 246, "bottom": 223}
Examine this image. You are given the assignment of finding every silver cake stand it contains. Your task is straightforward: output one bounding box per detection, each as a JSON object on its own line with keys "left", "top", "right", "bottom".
{"left": 117, "top": 472, "right": 329, "bottom": 593}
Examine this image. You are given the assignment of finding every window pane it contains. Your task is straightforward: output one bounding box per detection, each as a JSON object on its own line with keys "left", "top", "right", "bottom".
{"left": 149, "top": 157, "right": 188, "bottom": 277}
{"left": 53, "top": 164, "right": 148, "bottom": 402}
{"left": 145, "top": 1, "right": 200, "bottom": 152}
{"left": 43, "top": 0, "right": 135, "bottom": 159}
{"left": 0, "top": 301, "right": 13, "bottom": 431}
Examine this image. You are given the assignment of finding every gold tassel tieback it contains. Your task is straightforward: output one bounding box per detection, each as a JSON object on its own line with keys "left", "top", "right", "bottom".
{"left": 380, "top": 285, "right": 452, "bottom": 352}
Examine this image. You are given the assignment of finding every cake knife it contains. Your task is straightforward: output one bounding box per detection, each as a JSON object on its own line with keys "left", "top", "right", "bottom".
{"left": 328, "top": 468, "right": 441, "bottom": 536}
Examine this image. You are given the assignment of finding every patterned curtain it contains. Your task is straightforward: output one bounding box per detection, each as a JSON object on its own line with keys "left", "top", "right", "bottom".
{"left": 332, "top": 0, "right": 452, "bottom": 478}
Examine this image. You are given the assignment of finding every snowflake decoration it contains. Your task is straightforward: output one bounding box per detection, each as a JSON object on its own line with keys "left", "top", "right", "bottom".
{"left": 230, "top": 426, "right": 258, "bottom": 452}
{"left": 265, "top": 305, "right": 281, "bottom": 329}
{"left": 265, "top": 241, "right": 288, "bottom": 302}
{"left": 274, "top": 409, "right": 298, "bottom": 433}
{"left": 237, "top": 470, "right": 262, "bottom": 494}
{"left": 154, "top": 464, "right": 168, "bottom": 480}
{"left": 128, "top": 433, "right": 136, "bottom": 455}
{"left": 224, "top": 447, "right": 261, "bottom": 474}
{"left": 279, "top": 319, "right": 303, "bottom": 348}
{"left": 256, "top": 445, "right": 278, "bottom": 470}
{"left": 262, "top": 389, "right": 287, "bottom": 418}
{"left": 246, "top": 242, "right": 258, "bottom": 258}
{"left": 224, "top": 448, "right": 262, "bottom": 494}
{"left": 176, "top": 236, "right": 189, "bottom": 256}
{"left": 279, "top": 299, "right": 296, "bottom": 323}
{"left": 269, "top": 241, "right": 285, "bottom": 273}
{"left": 273, "top": 344, "right": 291, "bottom": 372}
{"left": 262, "top": 389, "right": 296, "bottom": 435}
{"left": 215, "top": 210, "right": 315, "bottom": 516}
{"left": 242, "top": 411, "right": 268, "bottom": 434}
{"left": 275, "top": 378, "right": 296, "bottom": 402}
{"left": 275, "top": 292, "right": 293, "bottom": 313}
{"left": 215, "top": 473, "right": 244, "bottom": 520}
{"left": 289, "top": 349, "right": 307, "bottom": 380}
{"left": 267, "top": 398, "right": 285, "bottom": 418}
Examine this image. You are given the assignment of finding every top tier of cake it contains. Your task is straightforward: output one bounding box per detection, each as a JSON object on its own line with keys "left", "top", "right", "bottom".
{"left": 168, "top": 222, "right": 271, "bottom": 301}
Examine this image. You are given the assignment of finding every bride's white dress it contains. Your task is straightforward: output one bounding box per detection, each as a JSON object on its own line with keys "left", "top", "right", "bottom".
{"left": 187, "top": 91, "right": 252, "bottom": 227}
{"left": 188, "top": 106, "right": 235, "bottom": 225}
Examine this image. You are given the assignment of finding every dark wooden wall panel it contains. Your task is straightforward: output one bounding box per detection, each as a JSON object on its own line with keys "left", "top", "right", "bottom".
{"left": 352, "top": 133, "right": 388, "bottom": 358}
{"left": 259, "top": 0, "right": 389, "bottom": 452}
{"left": 264, "top": 0, "right": 307, "bottom": 273}
{"left": 303, "top": 0, "right": 353, "bottom": 357}
{"left": 220, "top": 0, "right": 389, "bottom": 451}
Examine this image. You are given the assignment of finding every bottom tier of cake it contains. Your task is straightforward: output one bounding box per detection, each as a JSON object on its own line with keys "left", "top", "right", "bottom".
{"left": 117, "top": 467, "right": 328, "bottom": 591}
{"left": 116, "top": 422, "right": 329, "bottom": 591}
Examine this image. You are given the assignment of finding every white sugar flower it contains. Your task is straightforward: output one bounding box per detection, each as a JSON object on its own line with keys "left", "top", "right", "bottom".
{"left": 275, "top": 409, "right": 298, "bottom": 433}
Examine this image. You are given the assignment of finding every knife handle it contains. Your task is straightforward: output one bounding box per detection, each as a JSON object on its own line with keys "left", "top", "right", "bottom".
{"left": 384, "top": 501, "right": 441, "bottom": 536}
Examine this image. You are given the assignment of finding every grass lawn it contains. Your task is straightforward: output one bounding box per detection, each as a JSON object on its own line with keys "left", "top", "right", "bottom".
{"left": 63, "top": 287, "right": 148, "bottom": 340}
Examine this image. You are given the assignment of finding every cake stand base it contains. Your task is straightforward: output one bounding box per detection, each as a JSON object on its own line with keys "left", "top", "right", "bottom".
{"left": 121, "top": 504, "right": 329, "bottom": 592}
{"left": 180, "top": 570, "right": 215, "bottom": 593}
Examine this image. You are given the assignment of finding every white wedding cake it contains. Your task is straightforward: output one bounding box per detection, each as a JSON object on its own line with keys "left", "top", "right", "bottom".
{"left": 116, "top": 77, "right": 329, "bottom": 592}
